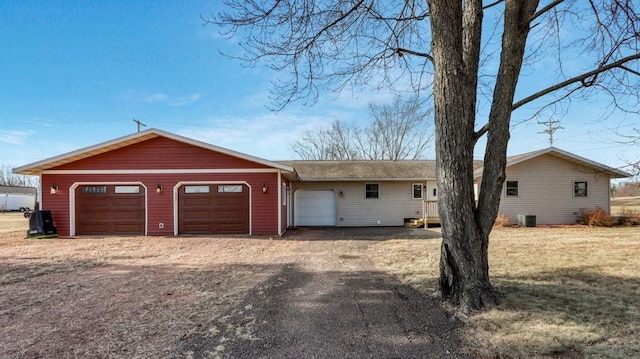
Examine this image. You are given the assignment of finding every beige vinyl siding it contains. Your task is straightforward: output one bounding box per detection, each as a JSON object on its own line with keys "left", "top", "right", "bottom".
{"left": 291, "top": 181, "right": 424, "bottom": 226}
{"left": 488, "top": 154, "right": 611, "bottom": 225}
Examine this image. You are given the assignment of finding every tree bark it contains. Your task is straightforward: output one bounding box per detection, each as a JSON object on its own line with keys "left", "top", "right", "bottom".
{"left": 428, "top": 0, "right": 539, "bottom": 313}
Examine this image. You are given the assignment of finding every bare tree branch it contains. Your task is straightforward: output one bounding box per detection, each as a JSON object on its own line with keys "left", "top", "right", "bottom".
{"left": 528, "top": 0, "right": 566, "bottom": 23}
{"left": 512, "top": 53, "right": 640, "bottom": 110}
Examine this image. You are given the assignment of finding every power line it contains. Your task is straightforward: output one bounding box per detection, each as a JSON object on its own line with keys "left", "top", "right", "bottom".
{"left": 554, "top": 122, "right": 639, "bottom": 141}
{"left": 538, "top": 119, "right": 563, "bottom": 146}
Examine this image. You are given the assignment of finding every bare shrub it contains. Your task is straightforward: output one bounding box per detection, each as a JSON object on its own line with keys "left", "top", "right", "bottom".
{"left": 576, "top": 207, "right": 616, "bottom": 227}
{"left": 494, "top": 213, "right": 513, "bottom": 228}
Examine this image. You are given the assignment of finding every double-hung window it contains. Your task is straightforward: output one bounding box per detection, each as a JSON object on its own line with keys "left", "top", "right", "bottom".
{"left": 412, "top": 184, "right": 423, "bottom": 199}
{"left": 505, "top": 181, "right": 519, "bottom": 197}
{"left": 365, "top": 184, "right": 379, "bottom": 199}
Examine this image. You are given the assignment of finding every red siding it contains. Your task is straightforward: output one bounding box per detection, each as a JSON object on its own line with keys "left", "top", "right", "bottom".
{"left": 247, "top": 172, "right": 279, "bottom": 235}
{"left": 53, "top": 137, "right": 271, "bottom": 170}
{"left": 41, "top": 172, "right": 283, "bottom": 237}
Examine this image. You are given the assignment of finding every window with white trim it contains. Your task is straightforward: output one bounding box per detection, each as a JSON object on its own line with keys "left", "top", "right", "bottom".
{"left": 365, "top": 184, "right": 379, "bottom": 199}
{"left": 412, "top": 184, "right": 423, "bottom": 199}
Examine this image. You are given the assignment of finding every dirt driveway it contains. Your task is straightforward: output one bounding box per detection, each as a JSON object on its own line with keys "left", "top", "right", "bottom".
{"left": 1, "top": 225, "right": 469, "bottom": 358}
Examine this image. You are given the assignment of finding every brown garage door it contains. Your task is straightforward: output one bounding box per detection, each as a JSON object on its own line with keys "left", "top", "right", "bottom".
{"left": 178, "top": 184, "right": 249, "bottom": 234}
{"left": 75, "top": 185, "right": 145, "bottom": 235}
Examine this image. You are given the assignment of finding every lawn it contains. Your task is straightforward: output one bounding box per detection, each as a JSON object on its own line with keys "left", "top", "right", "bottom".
{"left": 1, "top": 211, "right": 639, "bottom": 358}
{"left": 0, "top": 212, "right": 29, "bottom": 233}
{"left": 611, "top": 196, "right": 640, "bottom": 216}
{"left": 371, "top": 226, "right": 640, "bottom": 358}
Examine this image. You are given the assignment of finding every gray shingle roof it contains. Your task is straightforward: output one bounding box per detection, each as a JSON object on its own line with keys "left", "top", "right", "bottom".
{"left": 279, "top": 160, "right": 439, "bottom": 181}
{"left": 282, "top": 146, "right": 630, "bottom": 181}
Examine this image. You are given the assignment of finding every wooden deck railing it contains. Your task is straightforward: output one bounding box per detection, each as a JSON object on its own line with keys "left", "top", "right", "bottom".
{"left": 423, "top": 200, "right": 439, "bottom": 223}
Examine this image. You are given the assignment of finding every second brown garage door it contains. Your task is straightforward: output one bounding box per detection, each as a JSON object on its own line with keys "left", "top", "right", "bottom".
{"left": 178, "top": 184, "right": 249, "bottom": 234}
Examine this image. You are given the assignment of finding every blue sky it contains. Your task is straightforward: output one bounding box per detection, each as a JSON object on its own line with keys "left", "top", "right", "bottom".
{"left": 1, "top": 1, "right": 638, "bottom": 173}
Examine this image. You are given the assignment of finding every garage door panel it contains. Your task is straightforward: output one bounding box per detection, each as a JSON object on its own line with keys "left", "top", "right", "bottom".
{"left": 183, "top": 197, "right": 212, "bottom": 206}
{"left": 76, "top": 185, "right": 145, "bottom": 235}
{"left": 80, "top": 224, "right": 109, "bottom": 235}
{"left": 181, "top": 223, "right": 210, "bottom": 233}
{"left": 113, "top": 223, "right": 144, "bottom": 233}
{"left": 87, "top": 197, "right": 109, "bottom": 207}
{"left": 218, "top": 210, "right": 243, "bottom": 218}
{"left": 114, "top": 210, "right": 143, "bottom": 220}
{"left": 181, "top": 210, "right": 212, "bottom": 219}
{"left": 217, "top": 196, "right": 244, "bottom": 206}
{"left": 218, "top": 224, "right": 244, "bottom": 233}
{"left": 113, "top": 197, "right": 144, "bottom": 207}
{"left": 82, "top": 210, "right": 107, "bottom": 220}
{"left": 178, "top": 184, "right": 249, "bottom": 235}
{"left": 294, "top": 190, "right": 336, "bottom": 226}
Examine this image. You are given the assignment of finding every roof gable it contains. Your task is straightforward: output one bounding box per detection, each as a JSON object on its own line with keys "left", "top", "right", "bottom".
{"left": 474, "top": 147, "right": 631, "bottom": 179}
{"left": 14, "top": 128, "right": 295, "bottom": 175}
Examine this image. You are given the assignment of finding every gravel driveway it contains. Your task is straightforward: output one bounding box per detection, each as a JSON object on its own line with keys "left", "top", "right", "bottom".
{"left": 182, "top": 228, "right": 470, "bottom": 359}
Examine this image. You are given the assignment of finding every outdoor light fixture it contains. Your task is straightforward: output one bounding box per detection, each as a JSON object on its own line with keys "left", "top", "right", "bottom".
{"left": 262, "top": 183, "right": 268, "bottom": 193}
{"left": 156, "top": 184, "right": 163, "bottom": 193}
{"left": 339, "top": 190, "right": 344, "bottom": 197}
{"left": 50, "top": 185, "right": 59, "bottom": 194}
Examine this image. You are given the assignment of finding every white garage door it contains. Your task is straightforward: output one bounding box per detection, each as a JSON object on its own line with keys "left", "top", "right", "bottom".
{"left": 294, "top": 190, "right": 337, "bottom": 226}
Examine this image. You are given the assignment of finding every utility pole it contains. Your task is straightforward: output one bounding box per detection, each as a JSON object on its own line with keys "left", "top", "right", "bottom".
{"left": 133, "top": 118, "right": 147, "bottom": 133}
{"left": 538, "top": 119, "right": 563, "bottom": 146}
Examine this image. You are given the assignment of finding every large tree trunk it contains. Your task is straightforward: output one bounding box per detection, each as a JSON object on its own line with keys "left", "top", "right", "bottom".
{"left": 428, "top": 0, "right": 538, "bottom": 313}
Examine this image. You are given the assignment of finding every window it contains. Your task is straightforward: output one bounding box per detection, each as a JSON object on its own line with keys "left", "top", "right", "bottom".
{"left": 217, "top": 185, "right": 242, "bottom": 193}
{"left": 114, "top": 186, "right": 140, "bottom": 194}
{"left": 81, "top": 185, "right": 107, "bottom": 194}
{"left": 365, "top": 184, "right": 379, "bottom": 199}
{"left": 574, "top": 181, "right": 588, "bottom": 197}
{"left": 412, "top": 184, "right": 423, "bottom": 199}
{"left": 505, "top": 181, "right": 519, "bottom": 197}
{"left": 185, "top": 185, "right": 210, "bottom": 193}
{"left": 282, "top": 183, "right": 287, "bottom": 205}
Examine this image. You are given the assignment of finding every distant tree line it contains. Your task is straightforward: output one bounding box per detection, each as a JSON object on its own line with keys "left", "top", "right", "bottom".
{"left": 612, "top": 181, "right": 640, "bottom": 197}
{"left": 0, "top": 164, "right": 38, "bottom": 187}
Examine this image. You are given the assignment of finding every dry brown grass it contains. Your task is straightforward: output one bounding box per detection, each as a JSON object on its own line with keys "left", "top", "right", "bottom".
{"left": 611, "top": 196, "right": 640, "bottom": 215}
{"left": 0, "top": 212, "right": 29, "bottom": 233}
{"left": 3, "top": 212, "right": 639, "bottom": 358}
{"left": 371, "top": 226, "right": 640, "bottom": 358}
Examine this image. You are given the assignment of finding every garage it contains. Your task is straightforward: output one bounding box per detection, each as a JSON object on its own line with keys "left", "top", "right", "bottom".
{"left": 178, "top": 184, "right": 249, "bottom": 234}
{"left": 75, "top": 185, "right": 145, "bottom": 235}
{"left": 294, "top": 190, "right": 336, "bottom": 226}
